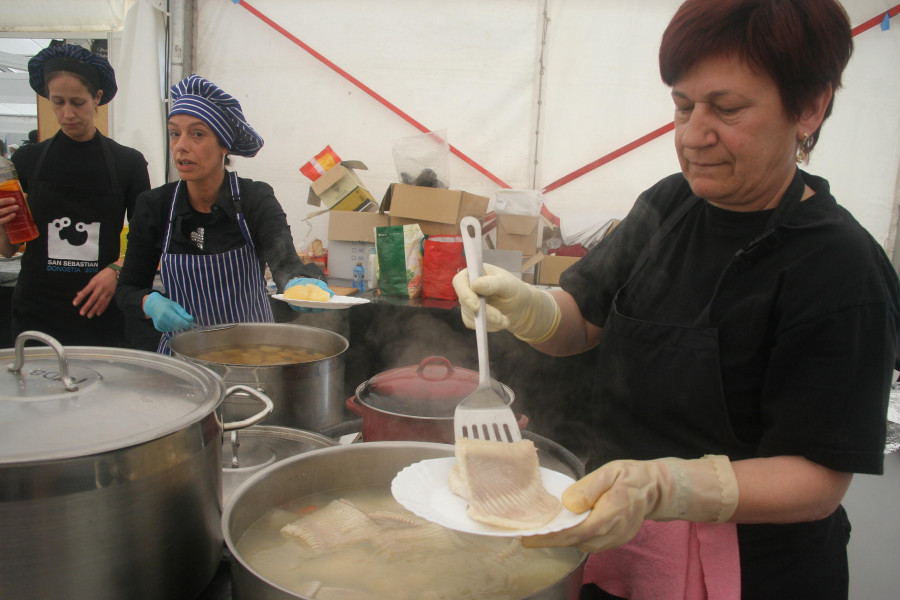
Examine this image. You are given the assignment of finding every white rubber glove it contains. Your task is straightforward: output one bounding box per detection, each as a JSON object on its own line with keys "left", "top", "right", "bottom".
{"left": 522, "top": 455, "right": 739, "bottom": 553}
{"left": 452, "top": 263, "right": 562, "bottom": 344}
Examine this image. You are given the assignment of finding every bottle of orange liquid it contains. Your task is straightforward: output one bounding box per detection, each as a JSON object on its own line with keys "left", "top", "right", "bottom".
{"left": 0, "top": 156, "right": 38, "bottom": 245}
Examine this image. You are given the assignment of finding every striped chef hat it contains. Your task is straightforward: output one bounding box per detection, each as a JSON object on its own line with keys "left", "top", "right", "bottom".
{"left": 169, "top": 74, "right": 264, "bottom": 157}
{"left": 28, "top": 43, "right": 118, "bottom": 105}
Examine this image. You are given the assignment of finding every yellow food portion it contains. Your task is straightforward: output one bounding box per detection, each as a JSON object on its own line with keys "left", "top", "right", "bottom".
{"left": 307, "top": 284, "right": 331, "bottom": 302}
{"left": 284, "top": 283, "right": 331, "bottom": 302}
{"left": 284, "top": 285, "right": 309, "bottom": 300}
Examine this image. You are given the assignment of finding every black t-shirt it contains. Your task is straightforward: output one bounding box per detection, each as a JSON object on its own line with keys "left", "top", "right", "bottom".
{"left": 562, "top": 171, "right": 898, "bottom": 474}
{"left": 8, "top": 131, "right": 149, "bottom": 346}
{"left": 115, "top": 174, "right": 323, "bottom": 319}
{"left": 11, "top": 131, "right": 149, "bottom": 221}
{"left": 561, "top": 171, "right": 900, "bottom": 599}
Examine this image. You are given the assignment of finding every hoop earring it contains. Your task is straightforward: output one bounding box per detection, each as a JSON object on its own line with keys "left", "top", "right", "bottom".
{"left": 796, "top": 132, "right": 812, "bottom": 164}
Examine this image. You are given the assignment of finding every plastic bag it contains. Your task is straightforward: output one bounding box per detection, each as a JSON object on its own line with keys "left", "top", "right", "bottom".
{"left": 422, "top": 236, "right": 465, "bottom": 300}
{"left": 392, "top": 129, "right": 449, "bottom": 188}
{"left": 495, "top": 189, "right": 542, "bottom": 216}
{"left": 375, "top": 224, "right": 424, "bottom": 298}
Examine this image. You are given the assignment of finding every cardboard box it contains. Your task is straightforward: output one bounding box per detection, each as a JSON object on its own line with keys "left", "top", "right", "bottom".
{"left": 496, "top": 214, "right": 540, "bottom": 257}
{"left": 381, "top": 183, "right": 489, "bottom": 236}
{"left": 326, "top": 210, "right": 389, "bottom": 279}
{"left": 523, "top": 253, "right": 582, "bottom": 286}
{"left": 307, "top": 160, "right": 377, "bottom": 212}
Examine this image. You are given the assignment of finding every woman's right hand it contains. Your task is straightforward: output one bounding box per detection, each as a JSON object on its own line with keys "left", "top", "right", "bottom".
{"left": 0, "top": 194, "right": 19, "bottom": 224}
{"left": 143, "top": 292, "right": 195, "bottom": 332}
{"left": 451, "top": 263, "right": 561, "bottom": 343}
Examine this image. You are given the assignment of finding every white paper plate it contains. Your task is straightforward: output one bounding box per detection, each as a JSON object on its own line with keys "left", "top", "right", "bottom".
{"left": 272, "top": 293, "right": 370, "bottom": 310}
{"left": 391, "top": 457, "right": 588, "bottom": 537}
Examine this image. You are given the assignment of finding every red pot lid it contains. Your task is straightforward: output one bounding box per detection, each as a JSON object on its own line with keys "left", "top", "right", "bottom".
{"left": 356, "top": 356, "right": 512, "bottom": 419}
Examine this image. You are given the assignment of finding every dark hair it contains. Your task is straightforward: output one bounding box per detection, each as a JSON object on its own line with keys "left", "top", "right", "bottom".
{"left": 44, "top": 69, "right": 100, "bottom": 99}
{"left": 659, "top": 0, "right": 852, "bottom": 151}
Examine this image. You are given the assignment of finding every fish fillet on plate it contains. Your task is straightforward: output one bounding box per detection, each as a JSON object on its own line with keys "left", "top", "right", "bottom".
{"left": 449, "top": 438, "right": 562, "bottom": 530}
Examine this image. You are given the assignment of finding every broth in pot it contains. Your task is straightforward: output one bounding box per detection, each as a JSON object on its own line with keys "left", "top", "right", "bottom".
{"left": 236, "top": 485, "right": 581, "bottom": 600}
{"left": 193, "top": 344, "right": 327, "bottom": 365}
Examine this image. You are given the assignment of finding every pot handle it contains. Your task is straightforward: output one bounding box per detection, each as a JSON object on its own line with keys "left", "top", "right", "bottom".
{"left": 346, "top": 395, "right": 364, "bottom": 416}
{"left": 416, "top": 356, "right": 456, "bottom": 381}
{"left": 7, "top": 331, "right": 78, "bottom": 391}
{"left": 222, "top": 385, "right": 275, "bottom": 431}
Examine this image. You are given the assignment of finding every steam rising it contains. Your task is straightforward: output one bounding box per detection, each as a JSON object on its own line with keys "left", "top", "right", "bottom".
{"left": 347, "top": 305, "right": 601, "bottom": 466}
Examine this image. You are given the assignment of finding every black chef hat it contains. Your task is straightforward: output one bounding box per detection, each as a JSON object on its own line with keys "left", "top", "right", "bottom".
{"left": 28, "top": 43, "right": 118, "bottom": 105}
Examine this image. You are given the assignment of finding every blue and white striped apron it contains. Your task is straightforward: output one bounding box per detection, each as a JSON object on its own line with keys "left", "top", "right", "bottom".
{"left": 157, "top": 171, "right": 274, "bottom": 354}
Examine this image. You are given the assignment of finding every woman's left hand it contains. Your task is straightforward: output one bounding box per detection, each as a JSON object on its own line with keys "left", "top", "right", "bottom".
{"left": 73, "top": 267, "right": 118, "bottom": 318}
{"left": 521, "top": 455, "right": 739, "bottom": 553}
{"left": 284, "top": 277, "right": 334, "bottom": 313}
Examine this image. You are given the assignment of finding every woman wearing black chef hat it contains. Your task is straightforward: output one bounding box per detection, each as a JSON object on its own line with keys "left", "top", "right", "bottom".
{"left": 115, "top": 74, "right": 329, "bottom": 354}
{"left": 454, "top": 0, "right": 898, "bottom": 598}
{"left": 0, "top": 43, "right": 150, "bottom": 347}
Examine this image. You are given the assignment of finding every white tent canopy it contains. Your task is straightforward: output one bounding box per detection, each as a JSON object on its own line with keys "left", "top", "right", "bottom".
{"left": 1, "top": 0, "right": 898, "bottom": 265}
{"left": 195, "top": 0, "right": 900, "bottom": 261}
{"left": 0, "top": 0, "right": 137, "bottom": 33}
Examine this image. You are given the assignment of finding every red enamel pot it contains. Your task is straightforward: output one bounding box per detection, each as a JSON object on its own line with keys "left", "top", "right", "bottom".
{"left": 347, "top": 356, "right": 528, "bottom": 443}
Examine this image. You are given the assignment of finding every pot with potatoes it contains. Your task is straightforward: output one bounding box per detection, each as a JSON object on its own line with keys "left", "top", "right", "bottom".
{"left": 169, "top": 323, "right": 349, "bottom": 432}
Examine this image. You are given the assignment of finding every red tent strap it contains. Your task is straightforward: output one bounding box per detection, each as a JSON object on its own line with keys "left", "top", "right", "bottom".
{"left": 235, "top": 0, "right": 509, "bottom": 190}
{"left": 234, "top": 1, "right": 898, "bottom": 228}
{"left": 541, "top": 122, "right": 674, "bottom": 195}
{"left": 852, "top": 4, "right": 900, "bottom": 35}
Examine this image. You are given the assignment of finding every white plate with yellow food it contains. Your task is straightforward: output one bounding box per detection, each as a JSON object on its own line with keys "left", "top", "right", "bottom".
{"left": 391, "top": 456, "right": 588, "bottom": 537}
{"left": 273, "top": 294, "right": 370, "bottom": 310}
{"left": 272, "top": 281, "right": 371, "bottom": 310}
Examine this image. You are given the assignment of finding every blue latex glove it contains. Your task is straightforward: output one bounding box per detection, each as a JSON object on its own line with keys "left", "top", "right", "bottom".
{"left": 144, "top": 292, "right": 195, "bottom": 332}
{"left": 284, "top": 277, "right": 334, "bottom": 313}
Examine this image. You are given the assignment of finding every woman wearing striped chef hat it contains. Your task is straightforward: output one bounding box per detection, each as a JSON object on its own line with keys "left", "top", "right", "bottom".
{"left": 115, "top": 74, "right": 328, "bottom": 353}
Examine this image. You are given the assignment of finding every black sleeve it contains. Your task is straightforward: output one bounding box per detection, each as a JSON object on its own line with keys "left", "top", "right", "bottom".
{"left": 559, "top": 174, "right": 689, "bottom": 327}
{"left": 241, "top": 180, "right": 324, "bottom": 291}
{"left": 119, "top": 146, "right": 151, "bottom": 222}
{"left": 9, "top": 143, "right": 42, "bottom": 192}
{"left": 115, "top": 185, "right": 171, "bottom": 319}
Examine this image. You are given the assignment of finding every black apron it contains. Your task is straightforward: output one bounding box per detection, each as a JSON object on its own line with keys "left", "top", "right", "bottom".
{"left": 587, "top": 170, "right": 853, "bottom": 599}
{"left": 591, "top": 170, "right": 806, "bottom": 464}
{"left": 12, "top": 131, "right": 126, "bottom": 347}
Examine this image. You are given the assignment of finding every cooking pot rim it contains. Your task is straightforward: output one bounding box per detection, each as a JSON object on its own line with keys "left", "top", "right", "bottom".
{"left": 353, "top": 356, "right": 514, "bottom": 419}
{"left": 169, "top": 322, "right": 349, "bottom": 366}
{"left": 223, "top": 440, "right": 454, "bottom": 531}
{"left": 353, "top": 380, "right": 514, "bottom": 420}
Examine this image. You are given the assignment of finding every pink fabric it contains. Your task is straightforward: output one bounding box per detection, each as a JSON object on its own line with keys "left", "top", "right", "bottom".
{"left": 583, "top": 520, "right": 741, "bottom": 600}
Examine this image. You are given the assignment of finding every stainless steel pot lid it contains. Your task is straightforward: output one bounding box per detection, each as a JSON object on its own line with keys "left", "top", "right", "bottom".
{"left": 222, "top": 426, "right": 338, "bottom": 503}
{"left": 0, "top": 332, "right": 225, "bottom": 464}
{"left": 223, "top": 426, "right": 338, "bottom": 470}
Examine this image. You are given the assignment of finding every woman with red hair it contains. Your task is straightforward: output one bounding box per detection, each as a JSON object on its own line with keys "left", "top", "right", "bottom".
{"left": 454, "top": 1, "right": 898, "bottom": 598}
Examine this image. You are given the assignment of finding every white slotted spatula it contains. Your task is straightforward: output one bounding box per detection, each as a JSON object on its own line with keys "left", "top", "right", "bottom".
{"left": 454, "top": 216, "right": 522, "bottom": 443}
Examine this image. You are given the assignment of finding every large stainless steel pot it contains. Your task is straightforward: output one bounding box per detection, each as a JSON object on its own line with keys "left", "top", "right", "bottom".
{"left": 224, "top": 441, "right": 587, "bottom": 600}
{"left": 170, "top": 323, "right": 349, "bottom": 431}
{"left": 0, "top": 332, "right": 273, "bottom": 600}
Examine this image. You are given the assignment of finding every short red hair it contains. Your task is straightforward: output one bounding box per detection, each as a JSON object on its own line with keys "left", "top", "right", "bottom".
{"left": 659, "top": 0, "right": 852, "bottom": 150}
